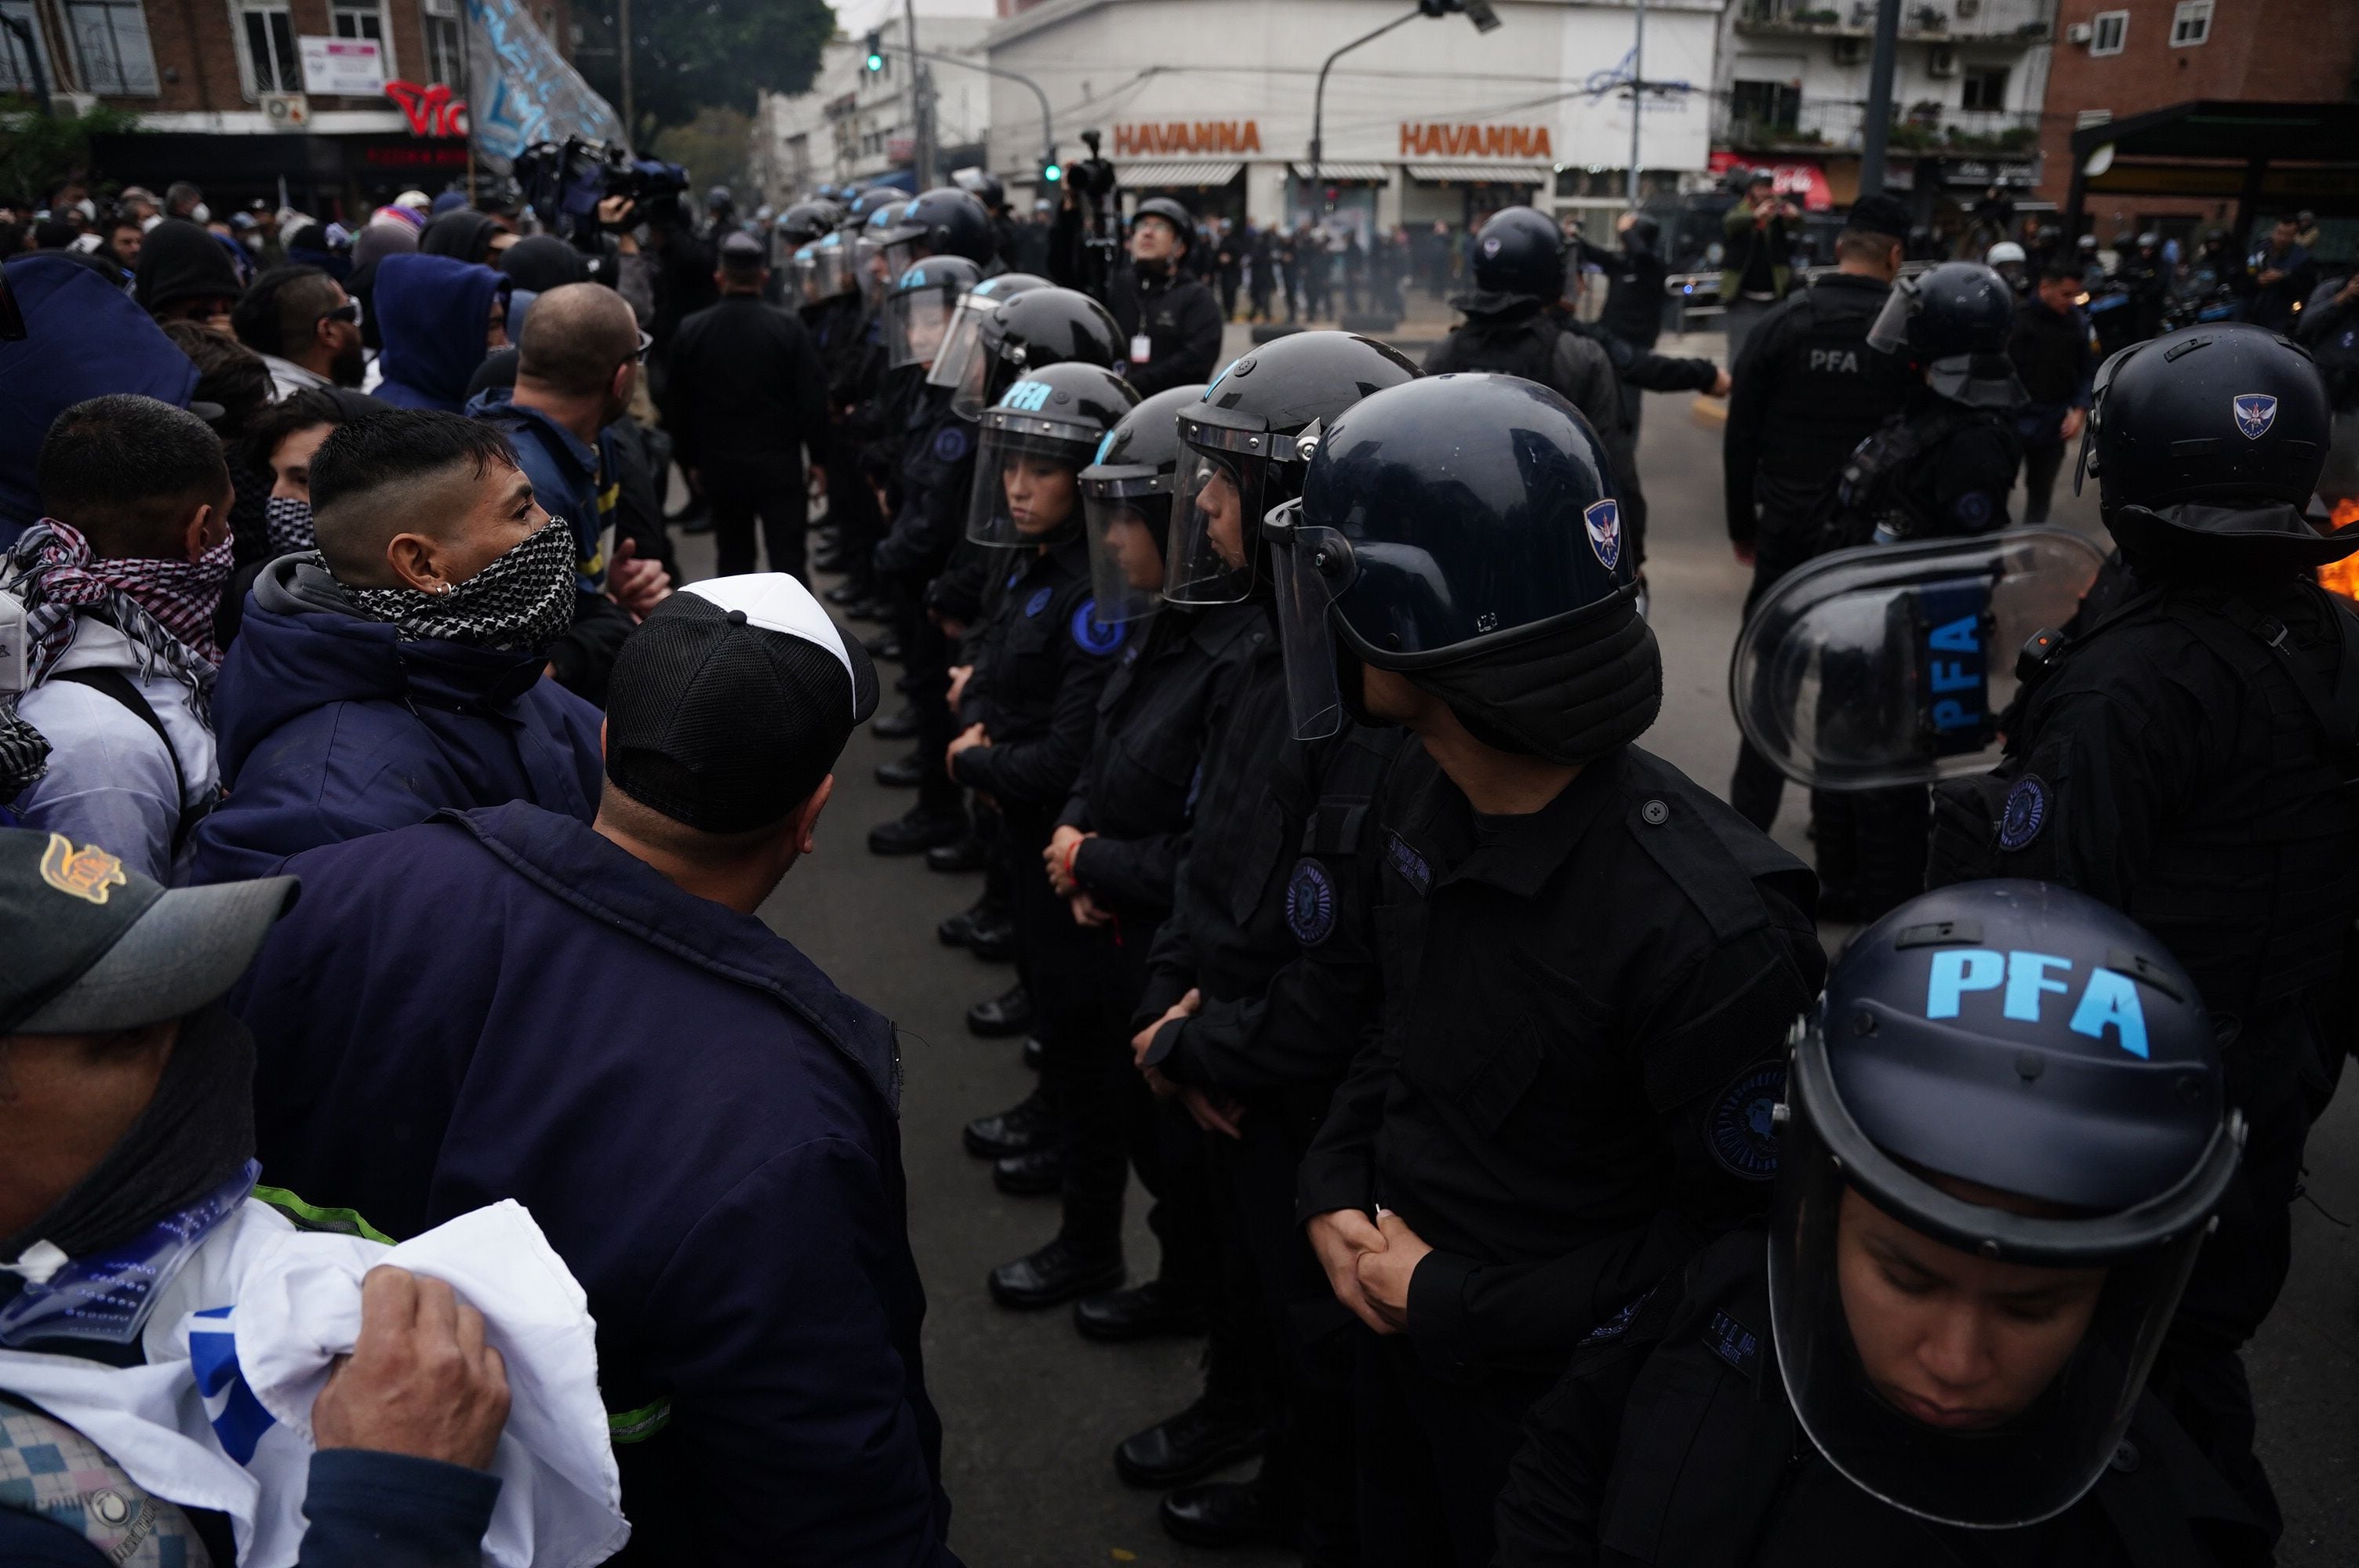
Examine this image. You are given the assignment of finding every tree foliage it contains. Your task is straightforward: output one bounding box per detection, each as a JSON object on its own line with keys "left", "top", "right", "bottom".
{"left": 650, "top": 105, "right": 754, "bottom": 198}
{"left": 572, "top": 0, "right": 834, "bottom": 142}
{"left": 0, "top": 101, "right": 141, "bottom": 206}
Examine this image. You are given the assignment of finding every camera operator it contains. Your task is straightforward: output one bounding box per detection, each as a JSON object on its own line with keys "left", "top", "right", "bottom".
{"left": 1052, "top": 188, "right": 1223, "bottom": 396}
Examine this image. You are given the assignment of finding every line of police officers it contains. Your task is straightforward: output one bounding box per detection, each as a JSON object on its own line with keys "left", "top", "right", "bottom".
{"left": 757, "top": 179, "right": 2354, "bottom": 1565}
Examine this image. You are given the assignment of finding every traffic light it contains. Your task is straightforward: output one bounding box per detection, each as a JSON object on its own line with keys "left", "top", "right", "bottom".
{"left": 1041, "top": 161, "right": 1062, "bottom": 185}
{"left": 863, "top": 31, "right": 884, "bottom": 71}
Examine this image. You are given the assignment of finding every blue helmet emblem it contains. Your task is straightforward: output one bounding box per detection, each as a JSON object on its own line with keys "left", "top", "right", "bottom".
{"left": 2233, "top": 393, "right": 2278, "bottom": 440}
{"left": 1583, "top": 499, "right": 1622, "bottom": 573}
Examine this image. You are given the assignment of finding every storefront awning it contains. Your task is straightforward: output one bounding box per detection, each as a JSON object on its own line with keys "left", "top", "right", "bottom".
{"left": 1288, "top": 162, "right": 1390, "bottom": 183}
{"left": 1117, "top": 161, "right": 1242, "bottom": 188}
{"left": 1405, "top": 162, "right": 1551, "bottom": 186}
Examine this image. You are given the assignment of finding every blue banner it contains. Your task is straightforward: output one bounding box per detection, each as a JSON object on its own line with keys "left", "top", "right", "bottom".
{"left": 466, "top": 0, "right": 625, "bottom": 169}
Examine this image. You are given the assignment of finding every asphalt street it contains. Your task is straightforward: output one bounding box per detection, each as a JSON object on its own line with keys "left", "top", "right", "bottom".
{"left": 671, "top": 321, "right": 2357, "bottom": 1566}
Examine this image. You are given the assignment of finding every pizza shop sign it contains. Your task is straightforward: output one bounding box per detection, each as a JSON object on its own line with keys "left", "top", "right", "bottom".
{"left": 1398, "top": 122, "right": 1554, "bottom": 158}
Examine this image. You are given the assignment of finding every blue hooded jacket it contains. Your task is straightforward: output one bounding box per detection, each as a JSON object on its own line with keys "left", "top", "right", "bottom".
{"left": 184, "top": 554, "right": 602, "bottom": 884}
{"left": 372, "top": 252, "right": 509, "bottom": 412}
{"left": 232, "top": 801, "right": 958, "bottom": 1565}
{"left": 0, "top": 253, "right": 201, "bottom": 542}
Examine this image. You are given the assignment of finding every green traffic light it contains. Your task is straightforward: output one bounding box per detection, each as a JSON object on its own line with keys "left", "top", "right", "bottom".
{"left": 866, "top": 53, "right": 882, "bottom": 70}
{"left": 1043, "top": 164, "right": 1061, "bottom": 183}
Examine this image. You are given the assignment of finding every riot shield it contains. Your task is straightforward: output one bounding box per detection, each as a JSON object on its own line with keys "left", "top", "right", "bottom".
{"left": 1730, "top": 528, "right": 2107, "bottom": 791}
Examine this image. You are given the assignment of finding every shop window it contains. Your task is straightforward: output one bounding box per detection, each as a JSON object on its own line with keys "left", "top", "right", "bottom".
{"left": 2169, "top": 0, "right": 2209, "bottom": 45}
{"left": 64, "top": 0, "right": 158, "bottom": 94}
{"left": 1960, "top": 64, "right": 2008, "bottom": 110}
{"left": 0, "top": 0, "right": 60, "bottom": 95}
{"left": 2089, "top": 9, "right": 2126, "bottom": 54}
{"left": 232, "top": 0, "right": 300, "bottom": 95}
{"left": 1730, "top": 78, "right": 1801, "bottom": 133}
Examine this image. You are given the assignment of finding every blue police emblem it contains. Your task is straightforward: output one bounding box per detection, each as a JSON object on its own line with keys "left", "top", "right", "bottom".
{"left": 1579, "top": 1286, "right": 1657, "bottom": 1346}
{"left": 2232, "top": 393, "right": 2278, "bottom": 440}
{"left": 932, "top": 423, "right": 970, "bottom": 463}
{"left": 1707, "top": 1062, "right": 1784, "bottom": 1181}
{"left": 1997, "top": 773, "right": 2048, "bottom": 851}
{"left": 1284, "top": 857, "right": 1336, "bottom": 946}
{"left": 1583, "top": 499, "right": 1622, "bottom": 573}
{"left": 1024, "top": 586, "right": 1053, "bottom": 618}
{"left": 1953, "top": 488, "right": 1993, "bottom": 528}
{"left": 1070, "top": 597, "right": 1126, "bottom": 655}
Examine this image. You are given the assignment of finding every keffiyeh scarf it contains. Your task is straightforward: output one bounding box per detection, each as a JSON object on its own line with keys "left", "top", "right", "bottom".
{"left": 330, "top": 514, "right": 578, "bottom": 654}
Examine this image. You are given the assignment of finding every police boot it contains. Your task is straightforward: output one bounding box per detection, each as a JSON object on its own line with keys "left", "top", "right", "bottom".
{"left": 967, "top": 982, "right": 1033, "bottom": 1036}
{"left": 937, "top": 892, "right": 1007, "bottom": 948}
{"left": 871, "top": 705, "right": 921, "bottom": 740}
{"left": 967, "top": 909, "right": 1018, "bottom": 963}
{"left": 992, "top": 1146, "right": 1064, "bottom": 1195}
{"left": 874, "top": 751, "right": 925, "bottom": 788}
{"left": 1114, "top": 1394, "right": 1269, "bottom": 1489}
{"left": 963, "top": 1089, "right": 1056, "bottom": 1158}
{"left": 987, "top": 1238, "right": 1125, "bottom": 1309}
{"left": 867, "top": 804, "right": 969, "bottom": 856}
{"left": 925, "top": 834, "right": 990, "bottom": 874}
{"left": 1159, "top": 1479, "right": 1301, "bottom": 1550}
{"left": 1074, "top": 1278, "right": 1209, "bottom": 1343}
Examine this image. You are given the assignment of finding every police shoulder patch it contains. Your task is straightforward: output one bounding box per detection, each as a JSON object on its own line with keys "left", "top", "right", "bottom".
{"left": 1024, "top": 586, "right": 1054, "bottom": 618}
{"left": 1583, "top": 498, "right": 1623, "bottom": 573}
{"left": 1386, "top": 831, "right": 1432, "bottom": 896}
{"left": 1997, "top": 772, "right": 2048, "bottom": 851}
{"left": 932, "top": 423, "right": 971, "bottom": 463}
{"left": 1071, "top": 598, "right": 1126, "bottom": 655}
{"left": 1707, "top": 1060, "right": 1785, "bottom": 1181}
{"left": 1579, "top": 1285, "right": 1659, "bottom": 1346}
{"left": 1704, "top": 1309, "right": 1761, "bottom": 1377}
{"left": 1284, "top": 856, "right": 1337, "bottom": 946}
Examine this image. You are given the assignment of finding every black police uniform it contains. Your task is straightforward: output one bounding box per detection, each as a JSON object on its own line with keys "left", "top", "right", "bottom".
{"left": 1296, "top": 742, "right": 1824, "bottom": 1567}
{"left": 1023, "top": 601, "right": 1263, "bottom": 1298}
{"left": 1492, "top": 1228, "right": 2272, "bottom": 1568}
{"left": 951, "top": 536, "right": 1131, "bottom": 1220}
{"left": 871, "top": 379, "right": 980, "bottom": 829}
{"left": 1106, "top": 266, "right": 1226, "bottom": 397}
{"left": 1137, "top": 637, "right": 1406, "bottom": 1563}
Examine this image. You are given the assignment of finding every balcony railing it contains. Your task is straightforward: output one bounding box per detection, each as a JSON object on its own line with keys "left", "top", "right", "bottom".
{"left": 1717, "top": 98, "right": 2043, "bottom": 157}
{"left": 1736, "top": 0, "right": 2053, "bottom": 43}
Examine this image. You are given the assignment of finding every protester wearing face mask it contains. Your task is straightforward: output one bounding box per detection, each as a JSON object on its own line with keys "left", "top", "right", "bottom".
{"left": 133, "top": 220, "right": 243, "bottom": 335}
{"left": 0, "top": 397, "right": 234, "bottom": 882}
{"left": 184, "top": 410, "right": 601, "bottom": 884}
{"left": 208, "top": 385, "right": 387, "bottom": 648}
{"left": 231, "top": 265, "right": 368, "bottom": 400}
{"left": 367, "top": 252, "right": 511, "bottom": 412}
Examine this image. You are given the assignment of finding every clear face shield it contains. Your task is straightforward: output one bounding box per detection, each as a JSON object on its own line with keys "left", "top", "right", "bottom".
{"left": 854, "top": 234, "right": 913, "bottom": 310}
{"left": 885, "top": 280, "right": 959, "bottom": 370}
{"left": 782, "top": 244, "right": 816, "bottom": 307}
{"left": 929, "top": 292, "right": 995, "bottom": 397}
{"left": 2073, "top": 340, "right": 2140, "bottom": 497}
{"left": 807, "top": 238, "right": 857, "bottom": 303}
{"left": 968, "top": 411, "right": 1097, "bottom": 547}
{"left": 1164, "top": 409, "right": 1276, "bottom": 608}
{"left": 1262, "top": 497, "right": 1355, "bottom": 741}
{"left": 1081, "top": 457, "right": 1175, "bottom": 623}
{"left": 1866, "top": 274, "right": 1922, "bottom": 355}
{"left": 1768, "top": 1019, "right": 2241, "bottom": 1530}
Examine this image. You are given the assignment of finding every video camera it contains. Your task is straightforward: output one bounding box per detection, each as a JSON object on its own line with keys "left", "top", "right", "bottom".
{"left": 513, "top": 136, "right": 689, "bottom": 246}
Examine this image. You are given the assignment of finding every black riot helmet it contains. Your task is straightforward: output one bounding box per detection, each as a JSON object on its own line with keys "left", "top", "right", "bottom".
{"left": 1132, "top": 197, "right": 1196, "bottom": 249}
{"left": 2077, "top": 322, "right": 2351, "bottom": 572}
{"left": 776, "top": 199, "right": 843, "bottom": 246}
{"left": 1081, "top": 383, "right": 1208, "bottom": 622}
{"left": 1164, "top": 330, "right": 1417, "bottom": 608}
{"left": 1467, "top": 205, "right": 1568, "bottom": 301}
{"left": 1264, "top": 372, "right": 1662, "bottom": 753}
{"left": 934, "top": 270, "right": 1051, "bottom": 409}
{"left": 1868, "top": 261, "right": 2024, "bottom": 408}
{"left": 969, "top": 285, "right": 1125, "bottom": 421}
{"left": 1772, "top": 880, "right": 2239, "bottom": 1530}
{"left": 883, "top": 186, "right": 996, "bottom": 264}
{"left": 883, "top": 255, "right": 983, "bottom": 371}
{"left": 951, "top": 165, "right": 1005, "bottom": 212}
{"left": 968, "top": 361, "right": 1140, "bottom": 548}
{"left": 845, "top": 185, "right": 900, "bottom": 226}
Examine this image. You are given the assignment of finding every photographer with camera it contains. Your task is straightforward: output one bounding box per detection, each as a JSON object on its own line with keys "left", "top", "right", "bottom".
{"left": 1050, "top": 148, "right": 1222, "bottom": 397}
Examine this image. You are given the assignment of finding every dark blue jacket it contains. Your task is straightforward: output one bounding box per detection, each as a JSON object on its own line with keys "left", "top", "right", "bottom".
{"left": 372, "top": 253, "right": 507, "bottom": 412}
{"left": 232, "top": 802, "right": 958, "bottom": 1566}
{"left": 184, "top": 555, "right": 601, "bottom": 884}
{"left": 0, "top": 252, "right": 201, "bottom": 542}
{"left": 466, "top": 386, "right": 616, "bottom": 595}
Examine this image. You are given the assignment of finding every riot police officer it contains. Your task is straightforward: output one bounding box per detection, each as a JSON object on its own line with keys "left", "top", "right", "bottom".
{"left": 952, "top": 164, "right": 1022, "bottom": 272}
{"left": 1269, "top": 372, "right": 1826, "bottom": 1567}
{"left": 985, "top": 384, "right": 1263, "bottom": 1339}
{"left": 878, "top": 185, "right": 1001, "bottom": 277}
{"left": 1122, "top": 332, "right": 1419, "bottom": 1559}
{"left": 1494, "top": 881, "right": 2267, "bottom": 1567}
{"left": 1928, "top": 323, "right": 2359, "bottom": 1540}
{"left": 1724, "top": 193, "right": 1915, "bottom": 832}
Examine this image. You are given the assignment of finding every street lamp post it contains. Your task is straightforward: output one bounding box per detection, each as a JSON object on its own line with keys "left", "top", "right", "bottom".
{"left": 1859, "top": 0, "right": 1903, "bottom": 196}
{"left": 1626, "top": 0, "right": 1644, "bottom": 209}
{"left": 1311, "top": 0, "right": 1498, "bottom": 212}
{"left": 889, "top": 43, "right": 1056, "bottom": 190}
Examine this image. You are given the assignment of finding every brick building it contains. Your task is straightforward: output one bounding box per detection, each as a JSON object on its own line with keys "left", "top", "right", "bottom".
{"left": 0, "top": 0, "right": 573, "bottom": 216}
{"left": 2037, "top": 0, "right": 2359, "bottom": 244}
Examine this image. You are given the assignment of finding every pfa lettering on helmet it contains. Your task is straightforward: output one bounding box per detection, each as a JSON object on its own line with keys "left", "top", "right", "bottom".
{"left": 1002, "top": 379, "right": 1054, "bottom": 412}
{"left": 1924, "top": 947, "right": 2149, "bottom": 1058}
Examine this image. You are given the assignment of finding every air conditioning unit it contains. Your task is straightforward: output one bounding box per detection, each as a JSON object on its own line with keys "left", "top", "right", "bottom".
{"left": 260, "top": 92, "right": 310, "bottom": 129}
{"left": 1832, "top": 35, "right": 1866, "bottom": 63}
{"left": 1928, "top": 44, "right": 1958, "bottom": 75}
{"left": 2066, "top": 20, "right": 2092, "bottom": 41}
